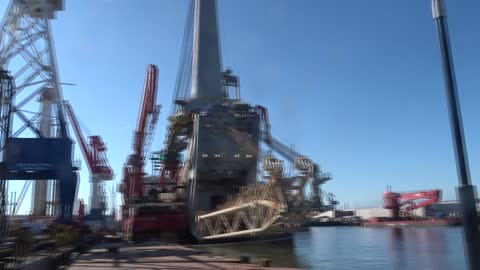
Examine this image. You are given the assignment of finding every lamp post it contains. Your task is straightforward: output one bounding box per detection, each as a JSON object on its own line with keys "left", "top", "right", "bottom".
{"left": 431, "top": 1, "right": 480, "bottom": 269}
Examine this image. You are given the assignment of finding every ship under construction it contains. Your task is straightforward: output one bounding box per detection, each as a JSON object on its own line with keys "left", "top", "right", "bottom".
{"left": 120, "top": 0, "right": 337, "bottom": 243}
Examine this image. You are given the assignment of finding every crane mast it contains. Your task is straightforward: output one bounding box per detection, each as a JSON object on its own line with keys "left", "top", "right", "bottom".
{"left": 121, "top": 65, "right": 160, "bottom": 201}
{"left": 64, "top": 101, "right": 114, "bottom": 215}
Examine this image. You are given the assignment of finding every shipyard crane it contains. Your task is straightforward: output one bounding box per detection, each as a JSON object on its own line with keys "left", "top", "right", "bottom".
{"left": 121, "top": 65, "right": 160, "bottom": 201}
{"left": 384, "top": 189, "right": 442, "bottom": 219}
{"left": 64, "top": 101, "right": 114, "bottom": 215}
{"left": 256, "top": 105, "right": 335, "bottom": 209}
{"left": 0, "top": 0, "right": 78, "bottom": 224}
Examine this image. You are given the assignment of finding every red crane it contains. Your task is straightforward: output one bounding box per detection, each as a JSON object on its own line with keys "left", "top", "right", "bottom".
{"left": 64, "top": 101, "right": 114, "bottom": 214}
{"left": 384, "top": 189, "right": 442, "bottom": 220}
{"left": 121, "top": 65, "right": 160, "bottom": 201}
{"left": 64, "top": 101, "right": 114, "bottom": 181}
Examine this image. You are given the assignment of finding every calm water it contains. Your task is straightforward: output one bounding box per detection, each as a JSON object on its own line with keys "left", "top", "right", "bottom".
{"left": 200, "top": 227, "right": 467, "bottom": 270}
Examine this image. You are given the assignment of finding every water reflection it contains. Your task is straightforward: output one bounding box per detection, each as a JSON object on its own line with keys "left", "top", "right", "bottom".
{"left": 389, "top": 227, "right": 454, "bottom": 270}
{"left": 425, "top": 229, "right": 449, "bottom": 269}
{"left": 198, "top": 227, "right": 466, "bottom": 269}
{"left": 196, "top": 238, "right": 301, "bottom": 267}
{"left": 389, "top": 228, "right": 406, "bottom": 270}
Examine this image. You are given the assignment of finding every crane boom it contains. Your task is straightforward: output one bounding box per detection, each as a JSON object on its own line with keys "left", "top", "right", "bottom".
{"left": 257, "top": 105, "right": 308, "bottom": 162}
{"left": 64, "top": 101, "right": 114, "bottom": 180}
{"left": 133, "top": 65, "right": 161, "bottom": 162}
{"left": 64, "top": 100, "right": 114, "bottom": 215}
{"left": 399, "top": 190, "right": 442, "bottom": 210}
{"left": 384, "top": 189, "right": 442, "bottom": 219}
{"left": 122, "top": 65, "right": 160, "bottom": 200}
{"left": 256, "top": 105, "right": 333, "bottom": 209}
{"left": 64, "top": 101, "right": 92, "bottom": 172}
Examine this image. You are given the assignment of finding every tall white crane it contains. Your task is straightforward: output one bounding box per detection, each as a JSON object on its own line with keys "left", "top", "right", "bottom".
{"left": 0, "top": 0, "right": 73, "bottom": 218}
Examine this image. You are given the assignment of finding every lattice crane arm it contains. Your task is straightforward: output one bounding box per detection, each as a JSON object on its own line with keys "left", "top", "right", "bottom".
{"left": 121, "top": 65, "right": 160, "bottom": 200}
{"left": 63, "top": 101, "right": 114, "bottom": 179}
{"left": 399, "top": 190, "right": 442, "bottom": 210}
{"left": 266, "top": 136, "right": 303, "bottom": 163}
{"left": 256, "top": 105, "right": 310, "bottom": 163}
{"left": 384, "top": 189, "right": 442, "bottom": 211}
{"left": 132, "top": 64, "right": 160, "bottom": 163}
{"left": 64, "top": 100, "right": 93, "bottom": 172}
{"left": 256, "top": 105, "right": 334, "bottom": 208}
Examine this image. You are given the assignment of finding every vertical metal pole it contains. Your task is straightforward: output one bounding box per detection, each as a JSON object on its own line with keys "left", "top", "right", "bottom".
{"left": 431, "top": 1, "right": 480, "bottom": 269}
{"left": 33, "top": 89, "right": 53, "bottom": 216}
{"left": 188, "top": 114, "right": 200, "bottom": 239}
{"left": 189, "top": 114, "right": 200, "bottom": 211}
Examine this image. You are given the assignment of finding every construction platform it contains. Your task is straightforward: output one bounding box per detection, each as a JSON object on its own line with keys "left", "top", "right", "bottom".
{"left": 69, "top": 242, "right": 300, "bottom": 270}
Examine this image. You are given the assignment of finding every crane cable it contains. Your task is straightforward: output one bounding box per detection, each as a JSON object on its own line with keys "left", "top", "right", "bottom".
{"left": 171, "top": 0, "right": 195, "bottom": 115}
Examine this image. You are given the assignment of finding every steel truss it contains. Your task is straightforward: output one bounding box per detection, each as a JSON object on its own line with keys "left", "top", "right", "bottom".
{"left": 195, "top": 155, "right": 309, "bottom": 240}
{"left": 0, "top": 1, "right": 68, "bottom": 140}
{"left": 0, "top": 70, "right": 13, "bottom": 239}
{"left": 0, "top": 0, "right": 76, "bottom": 220}
{"left": 196, "top": 182, "right": 288, "bottom": 240}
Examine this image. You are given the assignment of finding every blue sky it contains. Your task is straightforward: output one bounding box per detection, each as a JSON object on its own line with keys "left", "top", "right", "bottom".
{"left": 1, "top": 0, "right": 479, "bottom": 212}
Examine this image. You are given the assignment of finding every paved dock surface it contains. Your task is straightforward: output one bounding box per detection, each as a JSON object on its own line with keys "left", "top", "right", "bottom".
{"left": 69, "top": 242, "right": 300, "bottom": 270}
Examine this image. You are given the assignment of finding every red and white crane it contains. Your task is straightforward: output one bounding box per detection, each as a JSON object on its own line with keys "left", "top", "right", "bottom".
{"left": 64, "top": 101, "right": 114, "bottom": 215}
{"left": 384, "top": 189, "right": 442, "bottom": 219}
{"left": 121, "top": 65, "right": 160, "bottom": 201}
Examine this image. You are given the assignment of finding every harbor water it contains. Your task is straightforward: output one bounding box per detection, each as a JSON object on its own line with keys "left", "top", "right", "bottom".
{"left": 199, "top": 226, "right": 467, "bottom": 269}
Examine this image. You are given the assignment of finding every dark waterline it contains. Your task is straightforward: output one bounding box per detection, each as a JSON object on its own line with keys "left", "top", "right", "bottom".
{"left": 199, "top": 227, "right": 467, "bottom": 269}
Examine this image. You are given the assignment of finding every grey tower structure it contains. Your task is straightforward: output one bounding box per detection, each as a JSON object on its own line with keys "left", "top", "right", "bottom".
{"left": 192, "top": 0, "right": 225, "bottom": 99}
{"left": 190, "top": 0, "right": 259, "bottom": 211}
{"left": 168, "top": 0, "right": 260, "bottom": 212}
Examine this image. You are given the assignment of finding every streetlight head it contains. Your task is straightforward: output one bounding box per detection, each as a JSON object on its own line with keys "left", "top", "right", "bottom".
{"left": 432, "top": 0, "right": 447, "bottom": 19}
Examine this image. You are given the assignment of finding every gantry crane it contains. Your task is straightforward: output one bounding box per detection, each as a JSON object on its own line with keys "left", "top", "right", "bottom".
{"left": 121, "top": 65, "right": 160, "bottom": 202}
{"left": 64, "top": 101, "right": 114, "bottom": 216}
{"left": 384, "top": 189, "right": 442, "bottom": 220}
{"left": 0, "top": 0, "right": 77, "bottom": 224}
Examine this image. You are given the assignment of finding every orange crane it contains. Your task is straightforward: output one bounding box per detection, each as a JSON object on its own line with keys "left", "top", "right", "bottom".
{"left": 64, "top": 101, "right": 114, "bottom": 216}
{"left": 384, "top": 189, "right": 442, "bottom": 220}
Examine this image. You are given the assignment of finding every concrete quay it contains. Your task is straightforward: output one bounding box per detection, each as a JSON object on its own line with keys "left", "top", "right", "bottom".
{"left": 69, "top": 242, "right": 301, "bottom": 270}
